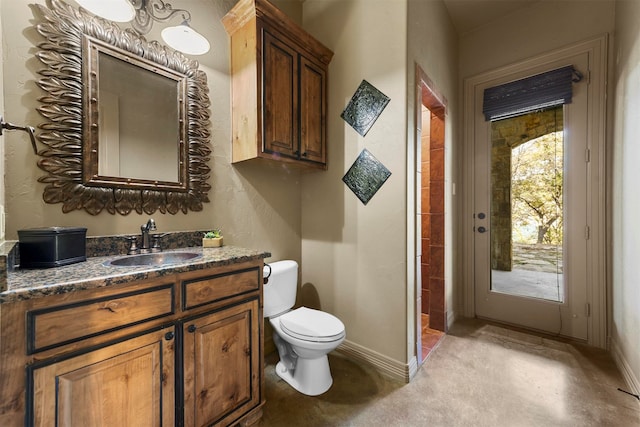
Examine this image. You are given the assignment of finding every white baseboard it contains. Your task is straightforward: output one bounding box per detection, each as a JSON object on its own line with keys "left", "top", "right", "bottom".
{"left": 336, "top": 339, "right": 412, "bottom": 383}
{"left": 610, "top": 336, "right": 640, "bottom": 400}
{"left": 447, "top": 308, "right": 457, "bottom": 330}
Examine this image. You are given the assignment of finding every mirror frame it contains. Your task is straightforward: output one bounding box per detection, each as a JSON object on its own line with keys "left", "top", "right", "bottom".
{"left": 34, "top": 0, "right": 211, "bottom": 215}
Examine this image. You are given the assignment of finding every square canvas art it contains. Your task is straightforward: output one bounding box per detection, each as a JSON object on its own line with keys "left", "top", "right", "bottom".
{"left": 341, "top": 80, "right": 390, "bottom": 137}
{"left": 342, "top": 149, "right": 392, "bottom": 205}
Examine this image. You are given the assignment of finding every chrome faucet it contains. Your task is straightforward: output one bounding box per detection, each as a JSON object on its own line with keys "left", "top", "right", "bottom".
{"left": 140, "top": 218, "right": 157, "bottom": 253}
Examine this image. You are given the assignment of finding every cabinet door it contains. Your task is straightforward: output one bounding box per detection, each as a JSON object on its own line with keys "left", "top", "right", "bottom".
{"left": 262, "top": 30, "right": 298, "bottom": 159}
{"left": 183, "top": 299, "right": 260, "bottom": 427}
{"left": 31, "top": 327, "right": 176, "bottom": 427}
{"left": 299, "top": 56, "right": 327, "bottom": 165}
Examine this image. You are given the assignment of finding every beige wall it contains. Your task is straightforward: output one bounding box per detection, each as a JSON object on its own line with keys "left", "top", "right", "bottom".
{"left": 300, "top": 0, "right": 409, "bottom": 363}
{"left": 460, "top": 0, "right": 616, "bottom": 79}
{"left": 612, "top": 0, "right": 640, "bottom": 395}
{"left": 298, "top": 0, "right": 457, "bottom": 366}
{"left": 0, "top": 0, "right": 5, "bottom": 240}
{"left": 1, "top": 0, "right": 300, "bottom": 263}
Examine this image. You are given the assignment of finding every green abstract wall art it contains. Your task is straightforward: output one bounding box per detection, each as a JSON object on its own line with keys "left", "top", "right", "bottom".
{"left": 341, "top": 80, "right": 390, "bottom": 137}
{"left": 343, "top": 149, "right": 391, "bottom": 205}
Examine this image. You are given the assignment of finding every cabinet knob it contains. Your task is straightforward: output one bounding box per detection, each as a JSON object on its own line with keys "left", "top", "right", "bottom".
{"left": 187, "top": 325, "right": 196, "bottom": 333}
{"left": 302, "top": 152, "right": 308, "bottom": 157}
{"left": 164, "top": 331, "right": 175, "bottom": 341}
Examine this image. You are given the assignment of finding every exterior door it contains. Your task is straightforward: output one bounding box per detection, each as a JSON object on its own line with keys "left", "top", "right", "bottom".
{"left": 473, "top": 53, "right": 590, "bottom": 340}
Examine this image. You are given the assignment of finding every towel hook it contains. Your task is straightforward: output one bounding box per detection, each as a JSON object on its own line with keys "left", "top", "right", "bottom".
{"left": 0, "top": 116, "right": 38, "bottom": 154}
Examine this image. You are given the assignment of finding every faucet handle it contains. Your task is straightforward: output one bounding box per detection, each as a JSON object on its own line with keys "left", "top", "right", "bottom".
{"left": 126, "top": 236, "right": 140, "bottom": 255}
{"left": 151, "top": 233, "right": 167, "bottom": 252}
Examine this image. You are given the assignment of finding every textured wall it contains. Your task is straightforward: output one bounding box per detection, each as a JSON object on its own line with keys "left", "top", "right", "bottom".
{"left": 300, "top": 0, "right": 409, "bottom": 363}
{"left": 612, "top": 0, "right": 640, "bottom": 396}
{"left": 1, "top": 0, "right": 301, "bottom": 263}
{"left": 299, "top": 0, "right": 458, "bottom": 366}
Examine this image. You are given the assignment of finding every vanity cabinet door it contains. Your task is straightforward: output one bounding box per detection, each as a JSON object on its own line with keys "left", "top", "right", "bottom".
{"left": 30, "top": 327, "right": 176, "bottom": 427}
{"left": 182, "top": 298, "right": 261, "bottom": 427}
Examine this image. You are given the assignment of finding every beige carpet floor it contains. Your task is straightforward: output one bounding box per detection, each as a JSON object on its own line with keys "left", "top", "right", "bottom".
{"left": 257, "top": 318, "right": 640, "bottom": 426}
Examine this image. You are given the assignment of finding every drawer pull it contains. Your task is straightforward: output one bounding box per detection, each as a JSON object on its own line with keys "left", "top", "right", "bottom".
{"left": 187, "top": 325, "right": 196, "bottom": 333}
{"left": 165, "top": 331, "right": 175, "bottom": 341}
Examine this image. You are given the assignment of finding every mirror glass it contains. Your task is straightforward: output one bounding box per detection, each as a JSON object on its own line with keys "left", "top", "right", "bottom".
{"left": 84, "top": 36, "right": 187, "bottom": 189}
{"left": 97, "top": 51, "right": 180, "bottom": 182}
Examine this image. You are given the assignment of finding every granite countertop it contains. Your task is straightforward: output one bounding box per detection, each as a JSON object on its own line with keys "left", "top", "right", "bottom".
{"left": 1, "top": 246, "right": 270, "bottom": 304}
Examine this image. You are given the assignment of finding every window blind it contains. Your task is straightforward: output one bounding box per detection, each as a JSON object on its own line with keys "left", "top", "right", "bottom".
{"left": 482, "top": 66, "right": 581, "bottom": 121}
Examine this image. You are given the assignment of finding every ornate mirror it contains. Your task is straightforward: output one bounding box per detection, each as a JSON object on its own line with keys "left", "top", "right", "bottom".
{"left": 34, "top": 0, "right": 211, "bottom": 215}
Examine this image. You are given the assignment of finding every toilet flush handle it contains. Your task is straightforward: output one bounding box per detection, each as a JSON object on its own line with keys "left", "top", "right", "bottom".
{"left": 263, "top": 263, "right": 271, "bottom": 284}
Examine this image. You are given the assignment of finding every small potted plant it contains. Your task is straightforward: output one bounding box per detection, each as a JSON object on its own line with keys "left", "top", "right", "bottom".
{"left": 203, "top": 229, "right": 223, "bottom": 248}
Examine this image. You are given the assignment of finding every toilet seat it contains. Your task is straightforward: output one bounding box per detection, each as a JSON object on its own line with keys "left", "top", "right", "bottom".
{"left": 279, "top": 307, "right": 345, "bottom": 343}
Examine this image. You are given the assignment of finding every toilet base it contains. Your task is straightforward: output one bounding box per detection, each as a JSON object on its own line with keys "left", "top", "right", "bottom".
{"left": 275, "top": 354, "right": 333, "bottom": 396}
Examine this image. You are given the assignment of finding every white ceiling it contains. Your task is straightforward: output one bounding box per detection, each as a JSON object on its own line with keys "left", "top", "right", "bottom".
{"left": 442, "top": 0, "right": 542, "bottom": 34}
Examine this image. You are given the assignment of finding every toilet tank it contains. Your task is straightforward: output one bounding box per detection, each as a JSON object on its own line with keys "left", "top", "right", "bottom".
{"left": 263, "top": 260, "right": 298, "bottom": 318}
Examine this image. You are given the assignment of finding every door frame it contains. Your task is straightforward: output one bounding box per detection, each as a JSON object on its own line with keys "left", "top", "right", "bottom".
{"left": 462, "top": 35, "right": 608, "bottom": 348}
{"left": 409, "top": 65, "right": 449, "bottom": 372}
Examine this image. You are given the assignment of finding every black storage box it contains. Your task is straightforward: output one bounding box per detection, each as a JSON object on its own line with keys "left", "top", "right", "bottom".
{"left": 18, "top": 227, "right": 87, "bottom": 268}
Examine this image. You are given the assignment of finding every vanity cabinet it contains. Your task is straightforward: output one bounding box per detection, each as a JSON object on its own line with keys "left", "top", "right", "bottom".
{"left": 31, "top": 327, "right": 176, "bottom": 426}
{"left": 183, "top": 299, "right": 260, "bottom": 426}
{"left": 222, "top": 0, "right": 333, "bottom": 170}
{"left": 0, "top": 258, "right": 264, "bottom": 427}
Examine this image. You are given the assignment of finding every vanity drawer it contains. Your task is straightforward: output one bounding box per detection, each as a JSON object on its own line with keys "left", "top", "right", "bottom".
{"left": 182, "top": 267, "right": 260, "bottom": 310}
{"left": 27, "top": 284, "right": 175, "bottom": 354}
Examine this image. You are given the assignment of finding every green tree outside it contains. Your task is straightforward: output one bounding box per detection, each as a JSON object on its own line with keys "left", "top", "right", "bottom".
{"left": 511, "top": 131, "right": 563, "bottom": 245}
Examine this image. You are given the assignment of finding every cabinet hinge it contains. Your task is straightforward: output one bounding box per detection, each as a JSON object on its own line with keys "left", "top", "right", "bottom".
{"left": 585, "top": 148, "right": 591, "bottom": 163}
{"left": 585, "top": 303, "right": 591, "bottom": 317}
{"left": 585, "top": 225, "right": 590, "bottom": 240}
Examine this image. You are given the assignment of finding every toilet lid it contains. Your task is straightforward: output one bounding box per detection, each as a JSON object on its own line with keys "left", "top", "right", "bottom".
{"left": 279, "top": 307, "right": 345, "bottom": 343}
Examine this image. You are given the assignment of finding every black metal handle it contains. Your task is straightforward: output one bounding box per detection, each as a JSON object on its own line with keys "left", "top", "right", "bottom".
{"left": 263, "top": 263, "right": 271, "bottom": 284}
{"left": 165, "top": 331, "right": 175, "bottom": 341}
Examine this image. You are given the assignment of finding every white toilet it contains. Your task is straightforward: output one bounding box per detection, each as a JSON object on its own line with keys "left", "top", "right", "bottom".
{"left": 263, "top": 260, "right": 346, "bottom": 396}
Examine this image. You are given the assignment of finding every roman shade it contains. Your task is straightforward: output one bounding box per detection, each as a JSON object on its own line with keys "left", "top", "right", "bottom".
{"left": 482, "top": 65, "right": 582, "bottom": 121}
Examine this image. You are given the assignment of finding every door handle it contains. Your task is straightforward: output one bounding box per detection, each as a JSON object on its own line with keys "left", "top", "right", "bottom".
{"left": 477, "top": 226, "right": 487, "bottom": 233}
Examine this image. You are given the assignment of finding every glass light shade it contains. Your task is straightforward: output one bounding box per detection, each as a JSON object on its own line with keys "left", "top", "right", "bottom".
{"left": 161, "top": 24, "right": 210, "bottom": 56}
{"left": 75, "top": 0, "right": 136, "bottom": 22}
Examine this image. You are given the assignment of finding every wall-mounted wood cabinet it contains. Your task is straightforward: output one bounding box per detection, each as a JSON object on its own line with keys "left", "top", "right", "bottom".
{"left": 223, "top": 0, "right": 334, "bottom": 170}
{"left": 0, "top": 260, "right": 264, "bottom": 427}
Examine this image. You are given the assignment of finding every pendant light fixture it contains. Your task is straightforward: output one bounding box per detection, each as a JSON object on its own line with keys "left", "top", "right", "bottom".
{"left": 161, "top": 21, "right": 210, "bottom": 56}
{"left": 75, "top": 0, "right": 136, "bottom": 22}
{"left": 75, "top": 0, "right": 210, "bottom": 55}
